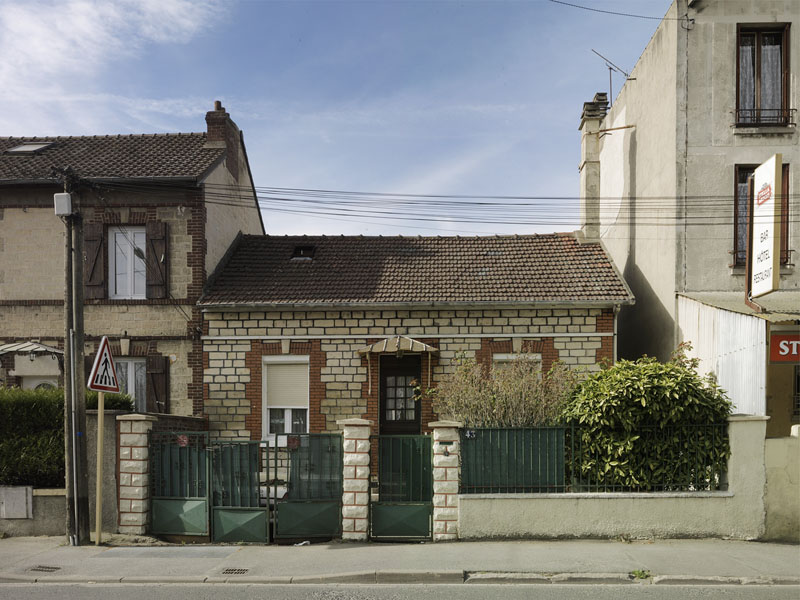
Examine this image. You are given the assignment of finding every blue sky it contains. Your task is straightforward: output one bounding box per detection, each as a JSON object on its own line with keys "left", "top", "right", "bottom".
{"left": 0, "top": 0, "right": 672, "bottom": 236}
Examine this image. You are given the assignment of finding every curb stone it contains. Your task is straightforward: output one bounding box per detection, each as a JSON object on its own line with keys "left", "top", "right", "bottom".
{"left": 291, "top": 571, "right": 377, "bottom": 584}
{"left": 377, "top": 570, "right": 464, "bottom": 584}
{"left": 653, "top": 576, "right": 743, "bottom": 586}
{"left": 551, "top": 573, "right": 636, "bottom": 584}
{"left": 466, "top": 572, "right": 551, "bottom": 584}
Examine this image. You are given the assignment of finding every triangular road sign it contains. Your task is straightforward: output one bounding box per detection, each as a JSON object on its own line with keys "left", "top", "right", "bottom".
{"left": 87, "top": 336, "right": 120, "bottom": 393}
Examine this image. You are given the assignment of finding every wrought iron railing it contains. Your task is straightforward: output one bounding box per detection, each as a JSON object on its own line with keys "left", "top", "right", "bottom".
{"left": 735, "top": 108, "right": 795, "bottom": 127}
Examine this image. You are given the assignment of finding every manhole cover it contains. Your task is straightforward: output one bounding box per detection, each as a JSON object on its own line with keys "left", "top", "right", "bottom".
{"left": 29, "top": 565, "right": 61, "bottom": 573}
{"left": 222, "top": 568, "right": 249, "bottom": 575}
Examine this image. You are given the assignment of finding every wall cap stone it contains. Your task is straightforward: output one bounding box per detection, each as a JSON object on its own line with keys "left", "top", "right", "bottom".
{"left": 33, "top": 488, "right": 66, "bottom": 496}
{"left": 458, "top": 492, "right": 735, "bottom": 500}
{"left": 728, "top": 415, "right": 770, "bottom": 422}
{"left": 117, "top": 414, "right": 158, "bottom": 422}
{"left": 429, "top": 421, "right": 463, "bottom": 428}
{"left": 338, "top": 418, "right": 372, "bottom": 426}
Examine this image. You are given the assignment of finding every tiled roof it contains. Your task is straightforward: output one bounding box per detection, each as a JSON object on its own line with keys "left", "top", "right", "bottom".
{"left": 200, "top": 233, "right": 634, "bottom": 306}
{"left": 0, "top": 134, "right": 224, "bottom": 183}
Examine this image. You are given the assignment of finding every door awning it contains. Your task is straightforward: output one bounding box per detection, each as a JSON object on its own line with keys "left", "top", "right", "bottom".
{"left": 0, "top": 341, "right": 63, "bottom": 356}
{"left": 357, "top": 335, "right": 438, "bottom": 355}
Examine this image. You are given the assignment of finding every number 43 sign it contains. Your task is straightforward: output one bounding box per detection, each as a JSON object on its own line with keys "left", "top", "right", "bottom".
{"left": 87, "top": 336, "right": 120, "bottom": 393}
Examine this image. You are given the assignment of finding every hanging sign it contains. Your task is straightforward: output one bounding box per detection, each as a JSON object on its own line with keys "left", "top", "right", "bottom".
{"left": 750, "top": 154, "right": 782, "bottom": 298}
{"left": 87, "top": 336, "right": 120, "bottom": 393}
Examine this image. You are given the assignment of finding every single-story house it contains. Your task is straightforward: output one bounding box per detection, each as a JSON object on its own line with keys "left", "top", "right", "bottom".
{"left": 198, "top": 233, "right": 634, "bottom": 440}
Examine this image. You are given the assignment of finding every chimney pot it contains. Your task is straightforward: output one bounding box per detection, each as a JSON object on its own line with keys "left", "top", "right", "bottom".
{"left": 214, "top": 100, "right": 223, "bottom": 111}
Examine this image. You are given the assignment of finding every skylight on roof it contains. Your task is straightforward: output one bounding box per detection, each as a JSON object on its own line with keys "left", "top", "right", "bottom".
{"left": 6, "top": 142, "right": 55, "bottom": 154}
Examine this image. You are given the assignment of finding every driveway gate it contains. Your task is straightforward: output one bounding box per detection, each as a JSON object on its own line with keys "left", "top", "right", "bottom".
{"left": 369, "top": 435, "right": 432, "bottom": 541}
{"left": 211, "top": 441, "right": 269, "bottom": 542}
{"left": 273, "top": 433, "right": 343, "bottom": 540}
{"left": 150, "top": 431, "right": 210, "bottom": 536}
{"left": 150, "top": 433, "right": 268, "bottom": 542}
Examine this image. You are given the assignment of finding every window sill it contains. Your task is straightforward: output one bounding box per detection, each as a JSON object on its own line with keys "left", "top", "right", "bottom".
{"left": 733, "top": 125, "right": 795, "bottom": 136}
{"left": 729, "top": 265, "right": 794, "bottom": 276}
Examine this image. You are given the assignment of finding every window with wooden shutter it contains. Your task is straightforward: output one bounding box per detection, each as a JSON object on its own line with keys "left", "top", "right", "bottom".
{"left": 83, "top": 223, "right": 106, "bottom": 299}
{"left": 146, "top": 354, "right": 169, "bottom": 413}
{"left": 145, "top": 221, "right": 168, "bottom": 299}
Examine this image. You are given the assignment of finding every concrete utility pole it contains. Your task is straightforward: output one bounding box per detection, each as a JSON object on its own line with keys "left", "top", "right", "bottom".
{"left": 56, "top": 168, "right": 90, "bottom": 545}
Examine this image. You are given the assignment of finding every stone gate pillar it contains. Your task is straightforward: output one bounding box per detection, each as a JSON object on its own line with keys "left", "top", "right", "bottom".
{"left": 430, "top": 420, "right": 462, "bottom": 542}
{"left": 116, "top": 414, "right": 157, "bottom": 535}
{"left": 338, "top": 418, "right": 372, "bottom": 541}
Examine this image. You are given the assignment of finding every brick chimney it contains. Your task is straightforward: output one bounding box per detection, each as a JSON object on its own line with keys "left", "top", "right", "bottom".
{"left": 205, "top": 100, "right": 240, "bottom": 181}
{"left": 578, "top": 92, "right": 608, "bottom": 241}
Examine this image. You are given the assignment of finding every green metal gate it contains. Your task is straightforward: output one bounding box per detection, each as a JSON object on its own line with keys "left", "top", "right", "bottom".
{"left": 273, "top": 433, "right": 343, "bottom": 540}
{"left": 211, "top": 441, "right": 269, "bottom": 543}
{"left": 150, "top": 431, "right": 210, "bottom": 536}
{"left": 369, "top": 435, "right": 432, "bottom": 541}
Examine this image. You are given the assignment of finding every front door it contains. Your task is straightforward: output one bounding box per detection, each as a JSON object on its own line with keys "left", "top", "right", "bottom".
{"left": 380, "top": 355, "right": 421, "bottom": 435}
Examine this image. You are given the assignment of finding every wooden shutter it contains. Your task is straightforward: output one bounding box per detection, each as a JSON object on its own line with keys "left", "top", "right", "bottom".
{"left": 145, "top": 221, "right": 168, "bottom": 299}
{"left": 83, "top": 223, "right": 105, "bottom": 299}
{"left": 146, "top": 355, "right": 169, "bottom": 413}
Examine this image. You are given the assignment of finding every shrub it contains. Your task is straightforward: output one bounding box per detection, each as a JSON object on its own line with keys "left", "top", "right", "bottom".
{"left": 561, "top": 344, "right": 733, "bottom": 490}
{"left": 426, "top": 354, "right": 581, "bottom": 427}
{"left": 0, "top": 387, "right": 132, "bottom": 487}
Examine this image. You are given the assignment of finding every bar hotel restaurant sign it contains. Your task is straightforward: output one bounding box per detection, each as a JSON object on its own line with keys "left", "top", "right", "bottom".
{"left": 751, "top": 154, "right": 782, "bottom": 298}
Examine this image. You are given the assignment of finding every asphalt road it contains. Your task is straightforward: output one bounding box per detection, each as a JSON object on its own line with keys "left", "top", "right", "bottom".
{"left": 1, "top": 584, "right": 798, "bottom": 600}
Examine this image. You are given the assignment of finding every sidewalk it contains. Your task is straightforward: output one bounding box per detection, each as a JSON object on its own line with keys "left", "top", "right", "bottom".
{"left": 0, "top": 536, "right": 797, "bottom": 585}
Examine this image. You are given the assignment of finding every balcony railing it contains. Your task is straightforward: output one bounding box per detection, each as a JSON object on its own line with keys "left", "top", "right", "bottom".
{"left": 735, "top": 108, "right": 796, "bottom": 127}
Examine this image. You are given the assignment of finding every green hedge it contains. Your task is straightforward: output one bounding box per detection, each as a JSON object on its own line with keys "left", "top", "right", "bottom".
{"left": 561, "top": 346, "right": 732, "bottom": 491}
{"left": 0, "top": 388, "right": 132, "bottom": 487}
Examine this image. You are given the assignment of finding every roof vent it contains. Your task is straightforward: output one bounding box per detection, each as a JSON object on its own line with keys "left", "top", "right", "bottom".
{"left": 6, "top": 141, "right": 55, "bottom": 155}
{"left": 291, "top": 245, "right": 315, "bottom": 260}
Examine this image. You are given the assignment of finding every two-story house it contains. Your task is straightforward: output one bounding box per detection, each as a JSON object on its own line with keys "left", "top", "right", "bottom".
{"left": 0, "top": 102, "right": 264, "bottom": 416}
{"left": 578, "top": 0, "right": 798, "bottom": 435}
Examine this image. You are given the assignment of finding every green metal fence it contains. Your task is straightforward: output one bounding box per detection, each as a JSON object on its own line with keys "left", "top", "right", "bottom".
{"left": 460, "top": 424, "right": 729, "bottom": 494}
{"left": 460, "top": 427, "right": 567, "bottom": 493}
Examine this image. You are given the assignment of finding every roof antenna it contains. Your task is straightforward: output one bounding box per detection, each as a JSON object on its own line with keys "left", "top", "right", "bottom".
{"left": 591, "top": 49, "right": 633, "bottom": 107}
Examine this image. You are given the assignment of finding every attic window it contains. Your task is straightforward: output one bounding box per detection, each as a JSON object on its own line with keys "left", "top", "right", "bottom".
{"left": 291, "top": 245, "right": 315, "bottom": 260}
{"left": 6, "top": 142, "right": 55, "bottom": 154}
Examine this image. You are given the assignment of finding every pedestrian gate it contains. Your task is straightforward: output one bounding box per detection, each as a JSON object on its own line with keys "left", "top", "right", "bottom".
{"left": 150, "top": 432, "right": 268, "bottom": 542}
{"left": 273, "top": 433, "right": 343, "bottom": 540}
{"left": 369, "top": 435, "right": 433, "bottom": 541}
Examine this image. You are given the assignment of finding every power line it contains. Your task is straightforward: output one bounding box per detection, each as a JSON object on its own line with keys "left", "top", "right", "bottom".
{"left": 547, "top": 0, "right": 683, "bottom": 21}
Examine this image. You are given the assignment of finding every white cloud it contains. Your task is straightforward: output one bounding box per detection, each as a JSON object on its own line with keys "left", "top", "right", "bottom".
{"left": 0, "top": 0, "right": 224, "bottom": 134}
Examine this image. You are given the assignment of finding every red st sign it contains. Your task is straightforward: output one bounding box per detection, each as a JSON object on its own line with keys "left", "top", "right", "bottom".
{"left": 770, "top": 334, "right": 800, "bottom": 363}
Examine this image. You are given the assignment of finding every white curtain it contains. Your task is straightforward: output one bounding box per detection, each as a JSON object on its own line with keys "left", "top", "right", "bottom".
{"left": 738, "top": 35, "right": 755, "bottom": 122}
{"left": 760, "top": 32, "right": 782, "bottom": 118}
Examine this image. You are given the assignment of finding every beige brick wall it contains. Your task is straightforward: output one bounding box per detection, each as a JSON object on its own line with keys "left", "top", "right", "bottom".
{"left": 202, "top": 306, "right": 614, "bottom": 439}
{"left": 203, "top": 156, "right": 263, "bottom": 275}
{"left": 0, "top": 208, "right": 65, "bottom": 300}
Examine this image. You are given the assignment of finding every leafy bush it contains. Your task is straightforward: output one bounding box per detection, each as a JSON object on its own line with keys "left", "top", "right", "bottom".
{"left": 0, "top": 387, "right": 132, "bottom": 487}
{"left": 426, "top": 354, "right": 581, "bottom": 427}
{"left": 561, "top": 345, "right": 732, "bottom": 490}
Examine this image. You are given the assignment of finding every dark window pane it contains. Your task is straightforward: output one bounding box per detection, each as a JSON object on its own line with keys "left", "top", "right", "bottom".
{"left": 291, "top": 409, "right": 307, "bottom": 433}
{"left": 735, "top": 167, "right": 754, "bottom": 265}
{"left": 270, "top": 409, "right": 285, "bottom": 434}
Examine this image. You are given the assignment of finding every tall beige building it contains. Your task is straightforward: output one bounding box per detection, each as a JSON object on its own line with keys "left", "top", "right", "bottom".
{"left": 579, "top": 0, "right": 799, "bottom": 435}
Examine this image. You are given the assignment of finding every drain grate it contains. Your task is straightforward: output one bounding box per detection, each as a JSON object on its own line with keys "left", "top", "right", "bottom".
{"left": 29, "top": 565, "right": 61, "bottom": 573}
{"left": 222, "top": 568, "right": 249, "bottom": 575}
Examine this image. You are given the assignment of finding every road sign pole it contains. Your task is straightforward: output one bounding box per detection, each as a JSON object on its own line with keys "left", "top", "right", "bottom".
{"left": 95, "top": 391, "right": 104, "bottom": 546}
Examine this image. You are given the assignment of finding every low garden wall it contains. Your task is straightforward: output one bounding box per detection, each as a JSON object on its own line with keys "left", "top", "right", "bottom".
{"left": 764, "top": 425, "right": 800, "bottom": 542}
{"left": 457, "top": 416, "right": 768, "bottom": 540}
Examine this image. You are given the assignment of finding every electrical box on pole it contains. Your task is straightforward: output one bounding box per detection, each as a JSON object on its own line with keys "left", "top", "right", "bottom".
{"left": 54, "top": 193, "right": 73, "bottom": 216}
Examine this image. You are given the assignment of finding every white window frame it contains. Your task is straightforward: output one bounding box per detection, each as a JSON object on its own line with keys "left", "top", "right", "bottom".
{"left": 116, "top": 357, "right": 147, "bottom": 412}
{"left": 108, "top": 226, "right": 146, "bottom": 299}
{"left": 262, "top": 355, "right": 310, "bottom": 444}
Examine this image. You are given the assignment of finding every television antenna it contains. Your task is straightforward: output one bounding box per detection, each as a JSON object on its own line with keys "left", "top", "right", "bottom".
{"left": 592, "top": 49, "right": 634, "bottom": 106}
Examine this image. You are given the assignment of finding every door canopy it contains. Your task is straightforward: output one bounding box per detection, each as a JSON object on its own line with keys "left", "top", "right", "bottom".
{"left": 357, "top": 335, "right": 438, "bottom": 394}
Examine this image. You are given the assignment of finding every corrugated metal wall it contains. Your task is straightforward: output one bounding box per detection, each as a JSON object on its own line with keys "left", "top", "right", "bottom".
{"left": 677, "top": 296, "right": 767, "bottom": 415}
